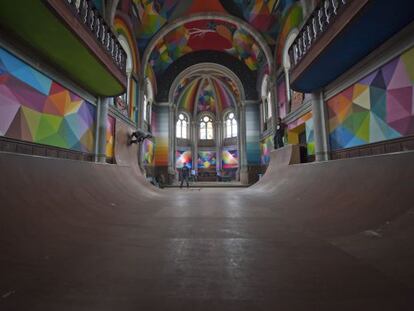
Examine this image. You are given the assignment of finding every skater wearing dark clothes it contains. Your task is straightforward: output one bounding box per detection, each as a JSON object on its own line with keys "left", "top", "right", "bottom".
{"left": 274, "top": 117, "right": 286, "bottom": 149}
{"left": 180, "top": 165, "right": 190, "bottom": 188}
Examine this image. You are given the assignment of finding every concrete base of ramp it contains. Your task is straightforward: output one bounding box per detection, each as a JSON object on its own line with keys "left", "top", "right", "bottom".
{"left": 0, "top": 148, "right": 414, "bottom": 310}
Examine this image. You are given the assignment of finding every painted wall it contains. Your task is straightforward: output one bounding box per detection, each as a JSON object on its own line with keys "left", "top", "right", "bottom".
{"left": 0, "top": 48, "right": 96, "bottom": 153}
{"left": 222, "top": 148, "right": 238, "bottom": 169}
{"left": 246, "top": 105, "right": 261, "bottom": 165}
{"left": 106, "top": 115, "right": 115, "bottom": 158}
{"left": 142, "top": 139, "right": 155, "bottom": 166}
{"left": 152, "top": 105, "right": 169, "bottom": 166}
{"left": 198, "top": 151, "right": 217, "bottom": 169}
{"left": 327, "top": 47, "right": 414, "bottom": 151}
{"left": 260, "top": 135, "right": 273, "bottom": 165}
{"left": 176, "top": 149, "right": 191, "bottom": 168}
{"left": 277, "top": 76, "right": 288, "bottom": 118}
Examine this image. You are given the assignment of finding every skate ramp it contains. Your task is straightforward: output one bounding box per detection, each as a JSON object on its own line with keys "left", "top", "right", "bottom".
{"left": 1, "top": 146, "right": 414, "bottom": 310}
{"left": 250, "top": 145, "right": 414, "bottom": 236}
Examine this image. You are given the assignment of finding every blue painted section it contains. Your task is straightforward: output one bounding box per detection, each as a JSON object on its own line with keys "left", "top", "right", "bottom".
{"left": 292, "top": 0, "right": 414, "bottom": 92}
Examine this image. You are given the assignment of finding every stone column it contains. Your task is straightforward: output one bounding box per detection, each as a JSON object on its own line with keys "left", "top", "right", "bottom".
{"left": 168, "top": 105, "right": 175, "bottom": 178}
{"left": 311, "top": 92, "right": 329, "bottom": 161}
{"left": 239, "top": 103, "right": 249, "bottom": 184}
{"left": 191, "top": 120, "right": 196, "bottom": 173}
{"left": 95, "top": 97, "right": 109, "bottom": 163}
{"left": 216, "top": 120, "right": 222, "bottom": 175}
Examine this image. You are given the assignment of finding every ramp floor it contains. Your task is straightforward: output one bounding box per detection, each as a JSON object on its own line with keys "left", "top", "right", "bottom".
{"left": 1, "top": 149, "right": 414, "bottom": 310}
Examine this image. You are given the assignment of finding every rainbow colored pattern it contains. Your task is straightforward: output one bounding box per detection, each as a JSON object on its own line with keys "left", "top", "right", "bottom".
{"left": 260, "top": 135, "right": 273, "bottom": 165}
{"left": 0, "top": 48, "right": 96, "bottom": 153}
{"left": 198, "top": 151, "right": 217, "bottom": 169}
{"left": 143, "top": 139, "right": 154, "bottom": 166}
{"left": 327, "top": 47, "right": 414, "bottom": 150}
{"left": 149, "top": 19, "right": 266, "bottom": 75}
{"left": 176, "top": 76, "right": 236, "bottom": 114}
{"left": 176, "top": 149, "right": 192, "bottom": 168}
{"left": 222, "top": 149, "right": 239, "bottom": 169}
{"left": 106, "top": 116, "right": 115, "bottom": 158}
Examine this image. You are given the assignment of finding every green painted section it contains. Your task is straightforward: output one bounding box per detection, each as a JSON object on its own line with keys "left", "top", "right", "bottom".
{"left": 0, "top": 1, "right": 125, "bottom": 96}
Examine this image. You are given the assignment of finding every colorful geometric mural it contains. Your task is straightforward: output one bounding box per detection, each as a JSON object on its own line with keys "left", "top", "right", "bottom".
{"left": 260, "top": 135, "right": 273, "bottom": 165}
{"left": 176, "top": 149, "right": 192, "bottom": 169}
{"left": 222, "top": 148, "right": 239, "bottom": 169}
{"left": 148, "top": 19, "right": 267, "bottom": 76}
{"left": 153, "top": 106, "right": 169, "bottom": 165}
{"left": 175, "top": 75, "right": 237, "bottom": 114}
{"left": 106, "top": 116, "right": 115, "bottom": 158}
{"left": 276, "top": 1, "right": 304, "bottom": 65}
{"left": 0, "top": 48, "right": 96, "bottom": 153}
{"left": 327, "top": 47, "right": 414, "bottom": 151}
{"left": 305, "top": 117, "right": 315, "bottom": 156}
{"left": 142, "top": 139, "right": 154, "bottom": 166}
{"left": 246, "top": 105, "right": 261, "bottom": 164}
{"left": 198, "top": 151, "right": 217, "bottom": 169}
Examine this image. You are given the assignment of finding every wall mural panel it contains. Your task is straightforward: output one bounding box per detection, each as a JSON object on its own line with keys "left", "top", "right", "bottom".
{"left": 246, "top": 105, "right": 261, "bottom": 164}
{"left": 143, "top": 139, "right": 155, "bottom": 166}
{"left": 327, "top": 47, "right": 414, "bottom": 151}
{"left": 0, "top": 48, "right": 96, "bottom": 153}
{"left": 198, "top": 151, "right": 217, "bottom": 169}
{"left": 305, "top": 117, "right": 315, "bottom": 156}
{"left": 153, "top": 106, "right": 169, "bottom": 166}
{"left": 260, "top": 135, "right": 273, "bottom": 165}
{"left": 106, "top": 115, "right": 115, "bottom": 158}
{"left": 222, "top": 148, "right": 239, "bottom": 169}
{"left": 176, "top": 149, "right": 192, "bottom": 168}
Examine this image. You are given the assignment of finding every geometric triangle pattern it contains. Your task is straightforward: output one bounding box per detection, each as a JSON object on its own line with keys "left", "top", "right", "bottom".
{"left": 327, "top": 46, "right": 414, "bottom": 151}
{"left": 0, "top": 48, "right": 96, "bottom": 153}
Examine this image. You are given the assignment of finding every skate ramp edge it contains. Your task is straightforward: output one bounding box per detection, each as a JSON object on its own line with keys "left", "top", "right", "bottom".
{"left": 250, "top": 145, "right": 414, "bottom": 236}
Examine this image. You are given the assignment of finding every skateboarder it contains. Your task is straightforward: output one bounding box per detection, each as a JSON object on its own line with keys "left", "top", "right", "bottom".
{"left": 180, "top": 164, "right": 190, "bottom": 188}
{"left": 274, "top": 117, "right": 286, "bottom": 149}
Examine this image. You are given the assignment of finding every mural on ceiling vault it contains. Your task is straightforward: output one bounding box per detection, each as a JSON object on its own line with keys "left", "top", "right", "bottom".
{"left": 149, "top": 19, "right": 266, "bottom": 75}
{"left": 198, "top": 79, "right": 216, "bottom": 114}
{"left": 276, "top": 1, "right": 304, "bottom": 65}
{"left": 219, "top": 0, "right": 279, "bottom": 45}
{"left": 175, "top": 76, "right": 237, "bottom": 114}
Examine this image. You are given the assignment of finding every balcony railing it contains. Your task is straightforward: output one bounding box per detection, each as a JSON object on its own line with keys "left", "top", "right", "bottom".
{"left": 65, "top": 0, "right": 127, "bottom": 73}
{"left": 289, "top": 0, "right": 350, "bottom": 70}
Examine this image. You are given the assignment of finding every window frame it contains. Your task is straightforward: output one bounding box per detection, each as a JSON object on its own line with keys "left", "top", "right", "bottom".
{"left": 176, "top": 112, "right": 190, "bottom": 139}
{"left": 199, "top": 114, "right": 215, "bottom": 140}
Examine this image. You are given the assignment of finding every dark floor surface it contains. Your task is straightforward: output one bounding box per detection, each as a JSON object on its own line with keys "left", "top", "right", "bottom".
{"left": 1, "top": 149, "right": 414, "bottom": 310}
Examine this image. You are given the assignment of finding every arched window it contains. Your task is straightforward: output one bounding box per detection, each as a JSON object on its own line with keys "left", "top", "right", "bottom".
{"left": 143, "top": 95, "right": 148, "bottom": 122}
{"left": 225, "top": 112, "right": 238, "bottom": 138}
{"left": 176, "top": 113, "right": 189, "bottom": 139}
{"left": 200, "top": 115, "right": 214, "bottom": 140}
{"left": 267, "top": 91, "right": 272, "bottom": 119}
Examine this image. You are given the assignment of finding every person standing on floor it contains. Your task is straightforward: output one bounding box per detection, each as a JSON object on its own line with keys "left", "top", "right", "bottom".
{"left": 180, "top": 164, "right": 190, "bottom": 188}
{"left": 274, "top": 117, "right": 286, "bottom": 149}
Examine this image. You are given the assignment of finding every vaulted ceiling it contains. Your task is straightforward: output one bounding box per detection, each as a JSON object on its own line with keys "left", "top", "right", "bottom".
{"left": 122, "top": 0, "right": 308, "bottom": 100}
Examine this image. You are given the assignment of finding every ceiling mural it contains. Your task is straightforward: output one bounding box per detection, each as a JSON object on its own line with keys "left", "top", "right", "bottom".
{"left": 218, "top": 0, "right": 279, "bottom": 46}
{"left": 133, "top": 0, "right": 227, "bottom": 53}
{"left": 175, "top": 75, "right": 238, "bottom": 115}
{"left": 156, "top": 51, "right": 258, "bottom": 102}
{"left": 148, "top": 19, "right": 267, "bottom": 77}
